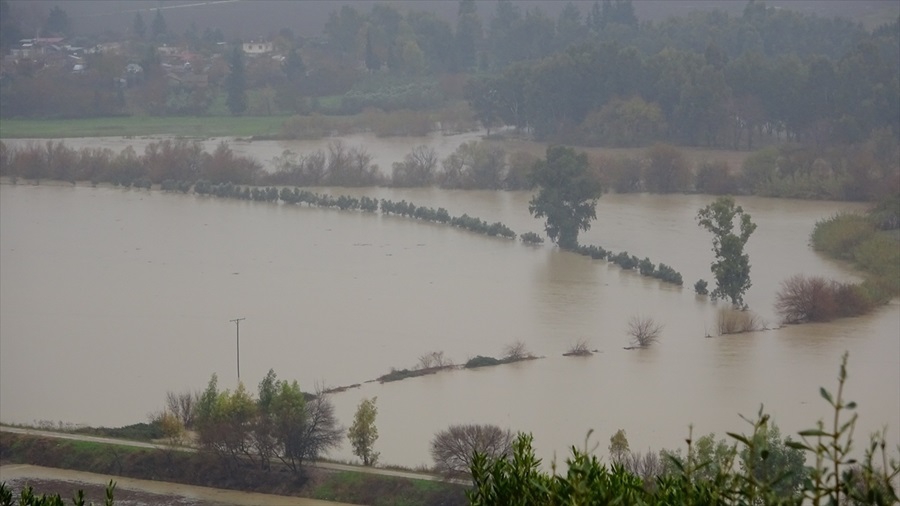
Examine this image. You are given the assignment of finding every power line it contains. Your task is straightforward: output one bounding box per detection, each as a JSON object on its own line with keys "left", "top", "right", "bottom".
{"left": 229, "top": 317, "right": 245, "bottom": 381}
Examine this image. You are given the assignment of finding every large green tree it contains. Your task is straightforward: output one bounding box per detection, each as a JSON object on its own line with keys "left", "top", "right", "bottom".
{"left": 43, "top": 6, "right": 70, "bottom": 37}
{"left": 132, "top": 12, "right": 146, "bottom": 40}
{"left": 455, "top": 0, "right": 482, "bottom": 71}
{"left": 697, "top": 196, "right": 757, "bottom": 307}
{"left": 195, "top": 371, "right": 341, "bottom": 475}
{"left": 528, "top": 146, "right": 602, "bottom": 250}
{"left": 348, "top": 396, "right": 379, "bottom": 466}
{"left": 225, "top": 45, "right": 247, "bottom": 116}
{"left": 151, "top": 8, "right": 167, "bottom": 42}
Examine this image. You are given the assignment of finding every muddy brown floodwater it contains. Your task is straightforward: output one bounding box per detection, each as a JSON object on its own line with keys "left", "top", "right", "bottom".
{"left": 0, "top": 135, "right": 897, "bottom": 471}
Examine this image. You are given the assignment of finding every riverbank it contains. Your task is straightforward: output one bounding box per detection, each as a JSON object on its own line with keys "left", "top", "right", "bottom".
{"left": 0, "top": 431, "right": 467, "bottom": 506}
{"left": 0, "top": 116, "right": 290, "bottom": 140}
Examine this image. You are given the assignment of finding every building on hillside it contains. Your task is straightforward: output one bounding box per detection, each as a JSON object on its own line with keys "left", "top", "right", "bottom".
{"left": 9, "top": 37, "right": 65, "bottom": 58}
{"left": 242, "top": 39, "right": 273, "bottom": 55}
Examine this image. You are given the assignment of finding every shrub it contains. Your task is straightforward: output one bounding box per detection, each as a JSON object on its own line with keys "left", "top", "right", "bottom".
{"left": 417, "top": 351, "right": 452, "bottom": 370}
{"left": 438, "top": 141, "right": 507, "bottom": 190}
{"left": 644, "top": 144, "right": 692, "bottom": 193}
{"left": 465, "top": 356, "right": 501, "bottom": 368}
{"left": 603, "top": 155, "right": 644, "bottom": 193}
{"left": 520, "top": 232, "right": 544, "bottom": 244}
{"left": 741, "top": 146, "right": 779, "bottom": 193}
{"left": 627, "top": 316, "right": 662, "bottom": 348}
{"left": 576, "top": 244, "right": 607, "bottom": 259}
{"left": 391, "top": 145, "right": 437, "bottom": 187}
{"left": 564, "top": 339, "right": 592, "bottom": 356}
{"left": 611, "top": 252, "right": 639, "bottom": 270}
{"left": 431, "top": 424, "right": 513, "bottom": 476}
{"left": 653, "top": 263, "right": 683, "bottom": 286}
{"left": 853, "top": 233, "right": 900, "bottom": 285}
{"left": 810, "top": 212, "right": 899, "bottom": 297}
{"left": 774, "top": 275, "right": 837, "bottom": 324}
{"left": 717, "top": 308, "right": 764, "bottom": 334}
{"left": 639, "top": 258, "right": 656, "bottom": 276}
{"left": 502, "top": 341, "right": 532, "bottom": 361}
{"left": 811, "top": 213, "right": 875, "bottom": 261}
{"left": 775, "top": 275, "right": 875, "bottom": 323}
{"left": 165, "top": 390, "right": 199, "bottom": 429}
{"left": 694, "top": 279, "right": 709, "bottom": 295}
{"left": 504, "top": 151, "right": 538, "bottom": 190}
{"left": 72, "top": 421, "right": 164, "bottom": 442}
{"left": 695, "top": 160, "right": 740, "bottom": 195}
{"left": 868, "top": 193, "right": 900, "bottom": 230}
{"left": 377, "top": 368, "right": 418, "bottom": 383}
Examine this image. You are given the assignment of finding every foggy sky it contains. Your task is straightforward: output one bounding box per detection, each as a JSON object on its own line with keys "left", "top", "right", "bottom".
{"left": 9, "top": 0, "right": 898, "bottom": 42}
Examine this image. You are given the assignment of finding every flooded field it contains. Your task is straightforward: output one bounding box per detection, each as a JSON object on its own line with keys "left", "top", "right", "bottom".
{"left": 0, "top": 137, "right": 896, "bottom": 470}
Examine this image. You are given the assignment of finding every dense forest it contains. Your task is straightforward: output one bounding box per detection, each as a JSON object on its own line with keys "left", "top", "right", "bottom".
{"left": 1, "top": 0, "right": 898, "bottom": 200}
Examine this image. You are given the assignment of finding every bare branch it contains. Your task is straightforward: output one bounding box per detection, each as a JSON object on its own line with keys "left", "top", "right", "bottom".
{"left": 627, "top": 316, "right": 662, "bottom": 348}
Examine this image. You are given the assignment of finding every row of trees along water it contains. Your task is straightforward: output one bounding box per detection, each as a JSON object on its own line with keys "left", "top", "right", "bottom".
{"left": 0, "top": 140, "right": 688, "bottom": 289}
{"left": 3, "top": 132, "right": 898, "bottom": 202}
{"left": 4, "top": 139, "right": 898, "bottom": 309}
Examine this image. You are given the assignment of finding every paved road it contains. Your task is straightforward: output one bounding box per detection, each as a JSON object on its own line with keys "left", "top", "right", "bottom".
{"left": 0, "top": 425, "right": 466, "bottom": 484}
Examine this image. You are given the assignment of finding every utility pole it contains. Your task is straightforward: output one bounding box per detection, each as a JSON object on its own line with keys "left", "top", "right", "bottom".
{"left": 229, "top": 317, "right": 245, "bottom": 381}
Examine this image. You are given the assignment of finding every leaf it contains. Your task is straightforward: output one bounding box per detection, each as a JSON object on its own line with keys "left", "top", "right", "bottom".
{"left": 797, "top": 429, "right": 830, "bottom": 437}
{"left": 839, "top": 418, "right": 857, "bottom": 435}
{"left": 819, "top": 387, "right": 834, "bottom": 405}
{"left": 845, "top": 401, "right": 857, "bottom": 410}
{"left": 726, "top": 432, "right": 751, "bottom": 446}
{"left": 785, "top": 441, "right": 810, "bottom": 451}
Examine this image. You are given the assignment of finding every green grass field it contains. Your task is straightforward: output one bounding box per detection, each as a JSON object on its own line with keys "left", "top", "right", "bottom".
{"left": 0, "top": 116, "right": 289, "bottom": 139}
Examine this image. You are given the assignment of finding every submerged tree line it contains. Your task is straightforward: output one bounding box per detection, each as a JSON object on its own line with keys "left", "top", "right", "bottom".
{"left": 0, "top": 139, "right": 698, "bottom": 289}
{"left": 3, "top": 137, "right": 897, "bottom": 308}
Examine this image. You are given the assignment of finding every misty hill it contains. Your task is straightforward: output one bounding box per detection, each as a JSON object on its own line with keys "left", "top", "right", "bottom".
{"left": 8, "top": 0, "right": 898, "bottom": 41}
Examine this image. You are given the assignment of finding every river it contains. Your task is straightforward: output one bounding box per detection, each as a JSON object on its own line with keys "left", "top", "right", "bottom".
{"left": 0, "top": 136, "right": 897, "bottom": 471}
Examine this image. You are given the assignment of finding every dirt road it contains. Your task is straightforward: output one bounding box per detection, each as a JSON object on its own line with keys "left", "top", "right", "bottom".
{"left": 1, "top": 464, "right": 358, "bottom": 506}
{"left": 0, "top": 426, "right": 455, "bottom": 483}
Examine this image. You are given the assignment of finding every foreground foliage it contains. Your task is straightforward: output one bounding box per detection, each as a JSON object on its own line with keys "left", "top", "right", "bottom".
{"left": 0, "top": 482, "right": 115, "bottom": 506}
{"left": 468, "top": 353, "right": 899, "bottom": 505}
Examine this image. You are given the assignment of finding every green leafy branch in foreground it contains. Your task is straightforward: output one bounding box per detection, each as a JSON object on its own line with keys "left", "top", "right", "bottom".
{"left": 468, "top": 352, "right": 899, "bottom": 505}
{"left": 0, "top": 481, "right": 115, "bottom": 506}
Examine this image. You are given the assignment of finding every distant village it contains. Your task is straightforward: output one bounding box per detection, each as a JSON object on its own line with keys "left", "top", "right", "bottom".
{"left": 2, "top": 34, "right": 287, "bottom": 91}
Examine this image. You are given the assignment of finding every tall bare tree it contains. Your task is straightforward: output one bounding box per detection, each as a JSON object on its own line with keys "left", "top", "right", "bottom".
{"left": 430, "top": 424, "right": 513, "bottom": 475}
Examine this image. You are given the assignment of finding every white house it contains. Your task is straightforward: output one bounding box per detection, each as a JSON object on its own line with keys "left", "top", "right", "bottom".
{"left": 242, "top": 40, "right": 273, "bottom": 55}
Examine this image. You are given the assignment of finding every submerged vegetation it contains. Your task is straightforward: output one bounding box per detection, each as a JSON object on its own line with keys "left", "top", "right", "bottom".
{"left": 773, "top": 195, "right": 899, "bottom": 324}
{"left": 0, "top": 139, "right": 691, "bottom": 292}
{"left": 811, "top": 200, "right": 900, "bottom": 297}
